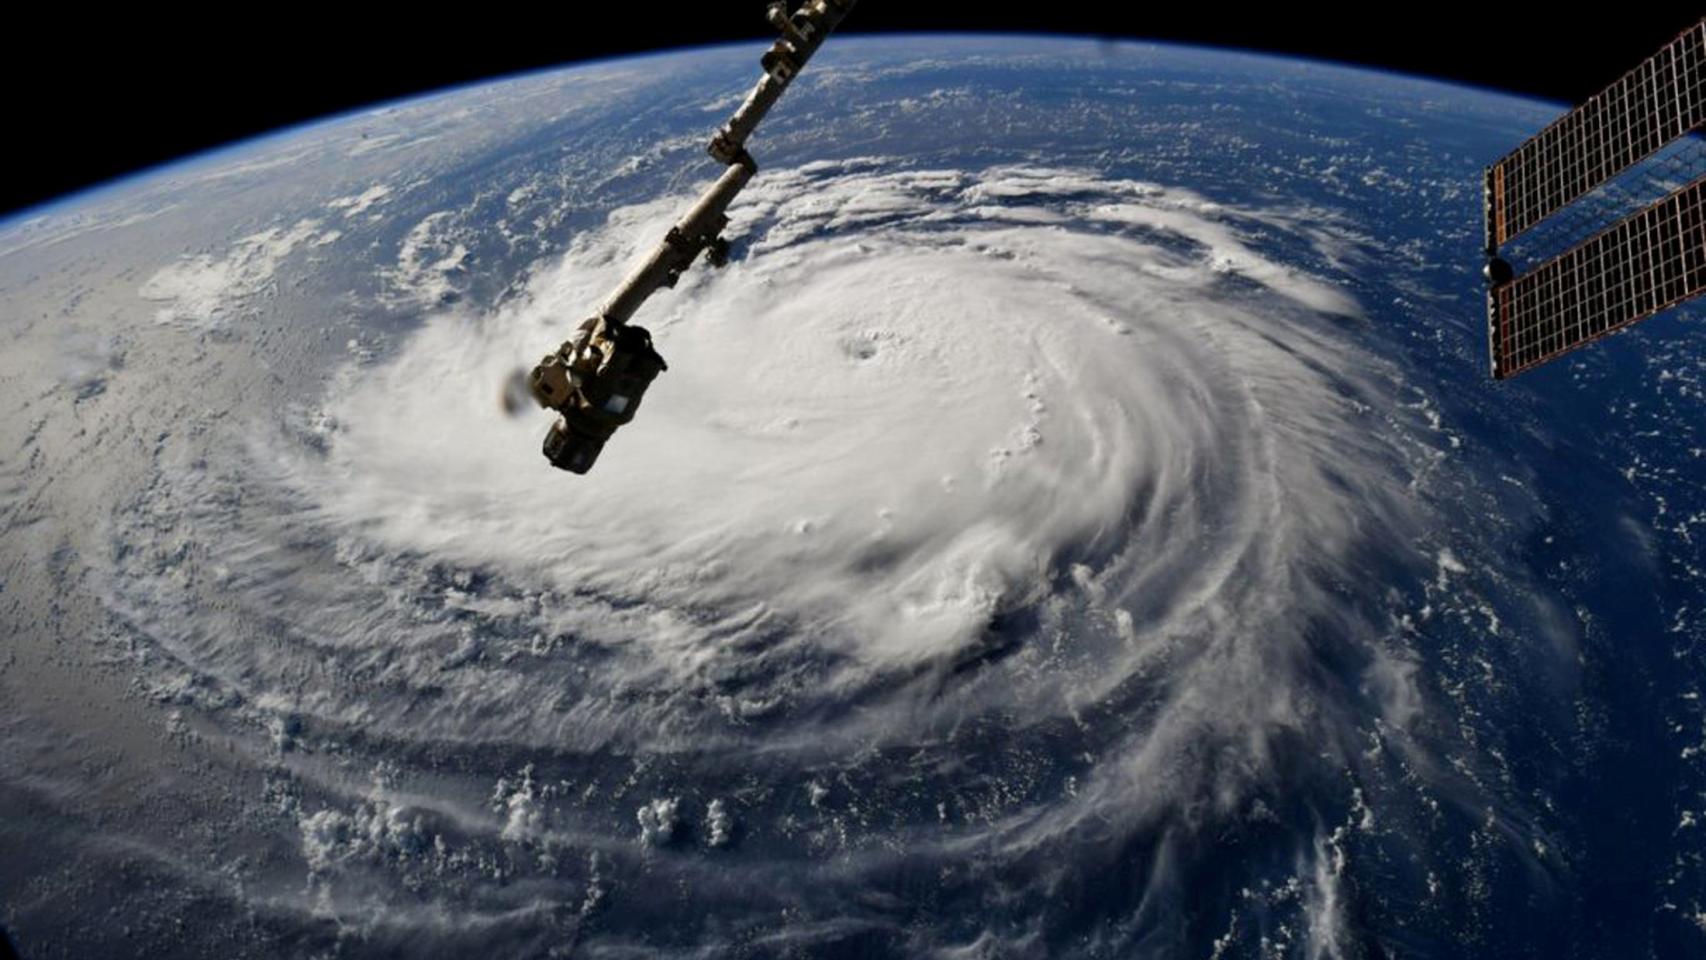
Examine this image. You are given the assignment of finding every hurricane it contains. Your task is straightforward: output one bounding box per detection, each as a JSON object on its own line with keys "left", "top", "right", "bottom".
{"left": 81, "top": 157, "right": 1554, "bottom": 956}
{"left": 7, "top": 35, "right": 1702, "bottom": 960}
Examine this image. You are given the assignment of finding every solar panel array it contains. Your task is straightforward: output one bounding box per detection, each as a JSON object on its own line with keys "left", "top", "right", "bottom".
{"left": 1494, "top": 135, "right": 1706, "bottom": 279}
{"left": 1490, "top": 174, "right": 1706, "bottom": 378}
{"left": 1485, "top": 19, "right": 1706, "bottom": 250}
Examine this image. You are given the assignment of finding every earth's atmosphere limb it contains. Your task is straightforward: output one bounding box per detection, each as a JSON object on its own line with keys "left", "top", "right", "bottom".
{"left": 1, "top": 36, "right": 1704, "bottom": 960}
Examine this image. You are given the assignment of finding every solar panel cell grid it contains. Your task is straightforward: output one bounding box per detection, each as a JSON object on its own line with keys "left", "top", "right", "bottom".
{"left": 1485, "top": 21, "right": 1706, "bottom": 249}
{"left": 1493, "top": 176, "right": 1706, "bottom": 378}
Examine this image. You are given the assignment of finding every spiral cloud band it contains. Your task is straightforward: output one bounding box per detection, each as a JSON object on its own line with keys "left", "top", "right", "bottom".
{"left": 310, "top": 160, "right": 1392, "bottom": 721}
{"left": 104, "top": 159, "right": 1506, "bottom": 955}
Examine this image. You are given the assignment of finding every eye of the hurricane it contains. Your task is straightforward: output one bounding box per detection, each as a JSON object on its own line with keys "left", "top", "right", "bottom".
{"left": 285, "top": 160, "right": 1397, "bottom": 749}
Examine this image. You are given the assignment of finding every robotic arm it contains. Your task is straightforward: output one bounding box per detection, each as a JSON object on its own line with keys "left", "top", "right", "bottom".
{"left": 526, "top": 0, "right": 859, "bottom": 473}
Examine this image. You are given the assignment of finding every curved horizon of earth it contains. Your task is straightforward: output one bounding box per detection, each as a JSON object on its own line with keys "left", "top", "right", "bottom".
{"left": 2, "top": 34, "right": 1704, "bottom": 960}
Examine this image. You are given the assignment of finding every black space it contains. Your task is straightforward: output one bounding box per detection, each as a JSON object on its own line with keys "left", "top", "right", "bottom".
{"left": 7, "top": 6, "right": 1701, "bottom": 219}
